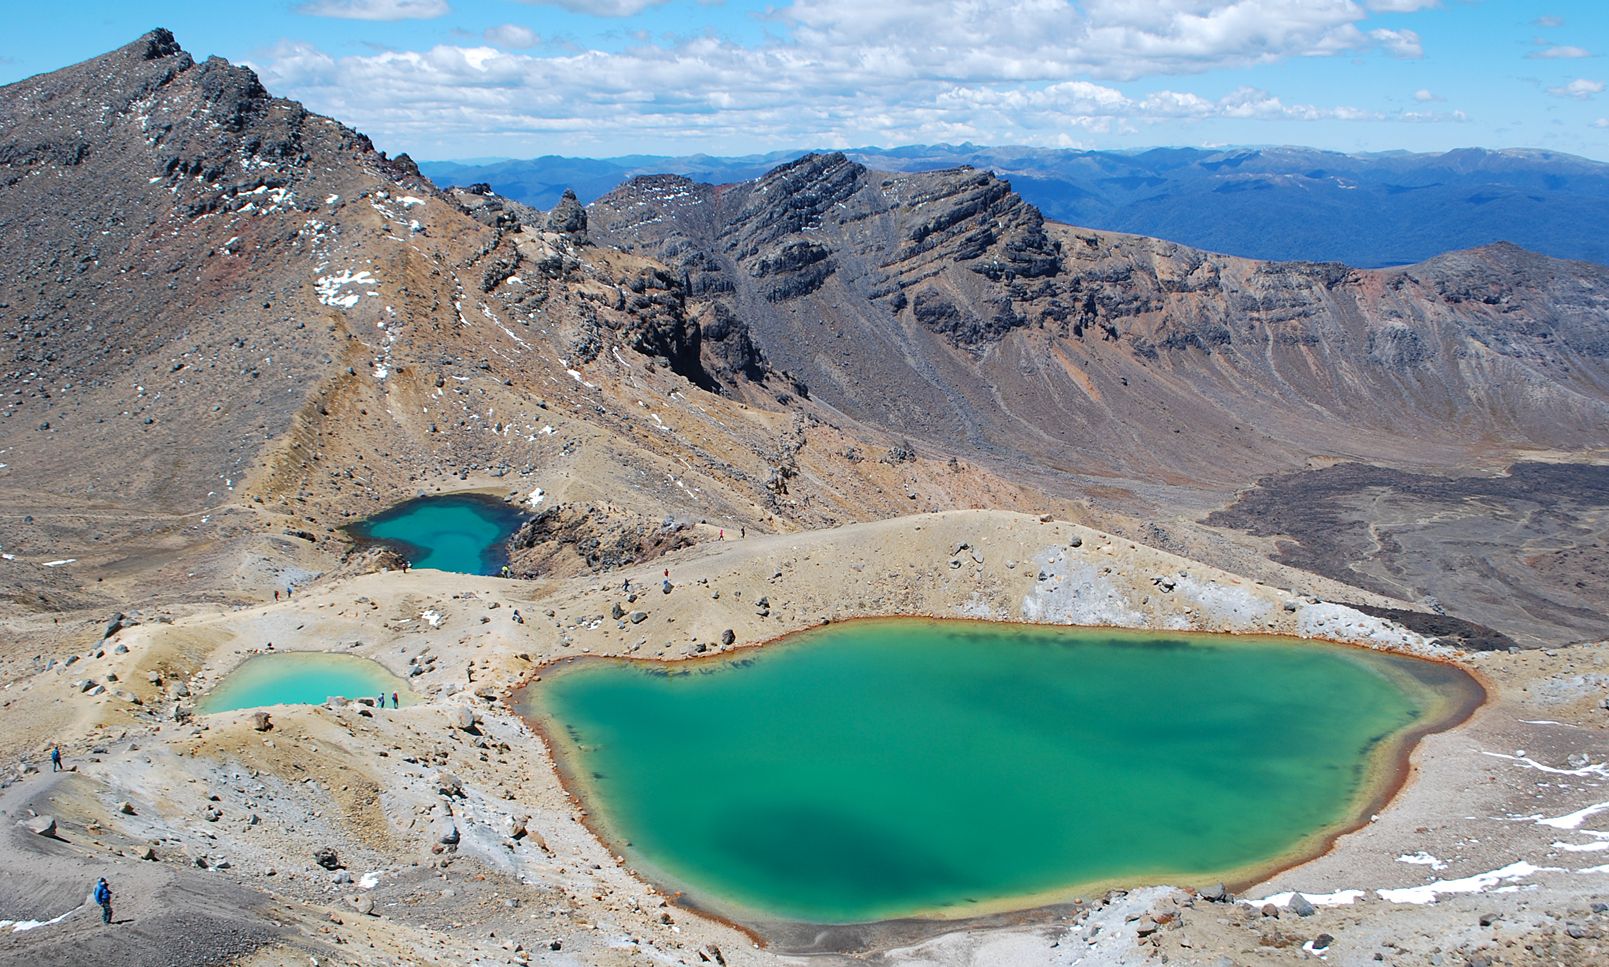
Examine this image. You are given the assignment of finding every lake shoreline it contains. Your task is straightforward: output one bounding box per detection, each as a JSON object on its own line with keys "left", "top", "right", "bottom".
{"left": 508, "top": 615, "right": 1488, "bottom": 943}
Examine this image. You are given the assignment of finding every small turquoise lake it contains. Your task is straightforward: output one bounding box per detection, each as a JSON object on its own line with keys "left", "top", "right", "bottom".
{"left": 199, "top": 653, "right": 415, "bottom": 714}
{"left": 346, "top": 493, "right": 527, "bottom": 575}
{"left": 518, "top": 619, "right": 1481, "bottom": 926}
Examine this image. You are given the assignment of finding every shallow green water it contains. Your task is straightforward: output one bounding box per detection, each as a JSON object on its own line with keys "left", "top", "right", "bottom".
{"left": 199, "top": 653, "right": 415, "bottom": 714}
{"left": 523, "top": 619, "right": 1477, "bottom": 924}
{"left": 346, "top": 493, "right": 526, "bottom": 575}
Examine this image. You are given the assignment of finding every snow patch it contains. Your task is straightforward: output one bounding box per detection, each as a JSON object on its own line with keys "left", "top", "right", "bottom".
{"left": 1396, "top": 852, "right": 1448, "bottom": 870}
{"left": 315, "top": 269, "right": 377, "bottom": 310}
{"left": 421, "top": 610, "right": 443, "bottom": 628}
{"left": 1375, "top": 861, "right": 1550, "bottom": 904}
{"left": 1252, "top": 889, "right": 1365, "bottom": 908}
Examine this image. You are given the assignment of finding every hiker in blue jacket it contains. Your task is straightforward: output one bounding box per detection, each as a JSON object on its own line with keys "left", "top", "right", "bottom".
{"left": 93, "top": 877, "right": 112, "bottom": 924}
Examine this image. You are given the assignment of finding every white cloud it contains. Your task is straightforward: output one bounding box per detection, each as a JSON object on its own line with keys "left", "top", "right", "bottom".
{"left": 1547, "top": 78, "right": 1605, "bottom": 99}
{"left": 1534, "top": 16, "right": 1564, "bottom": 29}
{"left": 1595, "top": 118, "right": 1609, "bottom": 129}
{"left": 485, "top": 24, "right": 540, "bottom": 49}
{"left": 1369, "top": 28, "right": 1422, "bottom": 59}
{"left": 515, "top": 0, "right": 669, "bottom": 14}
{"left": 1366, "top": 0, "right": 1438, "bottom": 10}
{"left": 253, "top": 0, "right": 1468, "bottom": 154}
{"left": 1530, "top": 46, "right": 1591, "bottom": 59}
{"left": 297, "top": 0, "right": 449, "bottom": 20}
{"left": 1413, "top": 88, "right": 1440, "bottom": 102}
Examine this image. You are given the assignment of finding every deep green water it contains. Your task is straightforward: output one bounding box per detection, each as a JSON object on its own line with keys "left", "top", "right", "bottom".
{"left": 346, "top": 493, "right": 526, "bottom": 575}
{"left": 199, "top": 653, "right": 415, "bottom": 714}
{"left": 523, "top": 619, "right": 1478, "bottom": 925}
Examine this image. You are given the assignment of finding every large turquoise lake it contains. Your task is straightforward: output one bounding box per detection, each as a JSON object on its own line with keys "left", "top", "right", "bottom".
{"left": 519, "top": 619, "right": 1480, "bottom": 925}
{"left": 346, "top": 493, "right": 526, "bottom": 575}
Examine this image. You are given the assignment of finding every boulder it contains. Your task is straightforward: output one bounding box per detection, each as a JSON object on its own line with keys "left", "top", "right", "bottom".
{"left": 250, "top": 711, "right": 272, "bottom": 731}
{"left": 113, "top": 689, "right": 142, "bottom": 706}
{"left": 610, "top": 602, "right": 625, "bottom": 620}
{"left": 629, "top": 611, "right": 647, "bottom": 624}
{"left": 118, "top": 801, "right": 136, "bottom": 815}
{"left": 450, "top": 706, "right": 477, "bottom": 732}
{"left": 1199, "top": 882, "right": 1228, "bottom": 902}
{"left": 352, "top": 894, "right": 375, "bottom": 916}
{"left": 24, "top": 815, "right": 57, "bottom": 837}
{"left": 102, "top": 612, "right": 125, "bottom": 640}
{"left": 720, "top": 629, "right": 735, "bottom": 646}
{"left": 314, "top": 847, "right": 342, "bottom": 870}
{"left": 1288, "top": 893, "right": 1317, "bottom": 917}
{"left": 433, "top": 817, "right": 460, "bottom": 846}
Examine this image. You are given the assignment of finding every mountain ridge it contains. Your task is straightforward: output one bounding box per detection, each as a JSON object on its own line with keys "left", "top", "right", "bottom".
{"left": 422, "top": 142, "right": 1609, "bottom": 267}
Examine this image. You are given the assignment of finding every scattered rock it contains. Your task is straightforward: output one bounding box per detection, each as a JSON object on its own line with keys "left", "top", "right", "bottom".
{"left": 24, "top": 815, "right": 57, "bottom": 837}
{"left": 450, "top": 706, "right": 477, "bottom": 732}
{"left": 629, "top": 611, "right": 647, "bottom": 624}
{"left": 314, "top": 847, "right": 342, "bottom": 871}
{"left": 250, "top": 711, "right": 272, "bottom": 732}
{"left": 1288, "top": 893, "right": 1317, "bottom": 918}
{"left": 118, "top": 801, "right": 136, "bottom": 815}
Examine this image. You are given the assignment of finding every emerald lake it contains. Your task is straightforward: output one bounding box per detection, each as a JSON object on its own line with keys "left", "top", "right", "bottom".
{"left": 518, "top": 619, "right": 1481, "bottom": 926}
{"left": 199, "top": 652, "right": 415, "bottom": 714}
{"left": 346, "top": 493, "right": 526, "bottom": 575}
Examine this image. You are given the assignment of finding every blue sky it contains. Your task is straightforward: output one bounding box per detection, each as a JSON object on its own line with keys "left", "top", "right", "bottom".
{"left": 4, "top": 2, "right": 1606, "bottom": 161}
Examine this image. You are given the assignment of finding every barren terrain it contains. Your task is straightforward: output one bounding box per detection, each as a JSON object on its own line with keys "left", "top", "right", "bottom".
{"left": 1, "top": 31, "right": 1606, "bottom": 967}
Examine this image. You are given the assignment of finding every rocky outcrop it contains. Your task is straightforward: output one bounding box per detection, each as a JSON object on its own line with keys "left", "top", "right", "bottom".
{"left": 546, "top": 188, "right": 587, "bottom": 237}
{"left": 508, "top": 504, "right": 702, "bottom": 577}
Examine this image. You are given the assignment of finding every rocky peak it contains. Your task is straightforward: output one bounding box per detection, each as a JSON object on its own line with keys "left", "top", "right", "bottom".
{"left": 728, "top": 152, "right": 867, "bottom": 255}
{"left": 546, "top": 188, "right": 588, "bottom": 237}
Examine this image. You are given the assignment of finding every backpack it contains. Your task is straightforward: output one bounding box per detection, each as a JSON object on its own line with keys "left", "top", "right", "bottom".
{"left": 94, "top": 882, "right": 109, "bottom": 904}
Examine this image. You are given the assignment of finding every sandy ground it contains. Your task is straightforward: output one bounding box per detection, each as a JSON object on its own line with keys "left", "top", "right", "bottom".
{"left": 1, "top": 509, "right": 1605, "bottom": 966}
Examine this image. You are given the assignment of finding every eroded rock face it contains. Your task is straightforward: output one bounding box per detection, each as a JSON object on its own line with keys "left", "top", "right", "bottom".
{"left": 508, "top": 503, "right": 702, "bottom": 577}
{"left": 589, "top": 150, "right": 1609, "bottom": 475}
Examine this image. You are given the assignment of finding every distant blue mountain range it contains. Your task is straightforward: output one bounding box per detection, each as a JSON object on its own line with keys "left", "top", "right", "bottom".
{"left": 420, "top": 145, "right": 1609, "bottom": 268}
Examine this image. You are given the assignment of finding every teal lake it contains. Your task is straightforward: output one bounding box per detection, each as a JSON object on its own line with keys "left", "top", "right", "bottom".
{"left": 199, "top": 652, "right": 415, "bottom": 714}
{"left": 519, "top": 619, "right": 1480, "bottom": 925}
{"left": 346, "top": 493, "right": 526, "bottom": 575}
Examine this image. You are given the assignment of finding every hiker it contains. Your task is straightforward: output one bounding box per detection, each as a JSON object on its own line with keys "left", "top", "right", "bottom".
{"left": 93, "top": 877, "right": 112, "bottom": 924}
{"left": 500, "top": 564, "right": 511, "bottom": 579}
{"left": 376, "top": 693, "right": 384, "bottom": 709}
{"left": 623, "top": 577, "right": 631, "bottom": 593}
{"left": 391, "top": 691, "right": 399, "bottom": 709}
{"left": 511, "top": 608, "right": 523, "bottom": 624}
{"left": 50, "top": 744, "right": 62, "bottom": 772}
{"left": 402, "top": 560, "right": 410, "bottom": 573}
{"left": 274, "top": 589, "right": 280, "bottom": 602}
